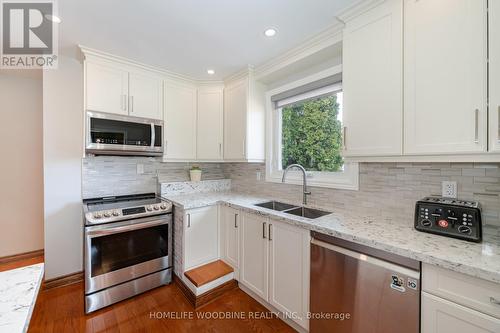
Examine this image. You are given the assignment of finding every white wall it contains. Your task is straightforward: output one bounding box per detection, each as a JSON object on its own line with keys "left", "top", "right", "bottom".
{"left": 0, "top": 70, "right": 44, "bottom": 257}
{"left": 43, "top": 49, "right": 84, "bottom": 279}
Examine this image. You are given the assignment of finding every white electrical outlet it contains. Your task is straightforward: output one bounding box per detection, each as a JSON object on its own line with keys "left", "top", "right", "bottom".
{"left": 442, "top": 181, "right": 457, "bottom": 198}
{"left": 256, "top": 171, "right": 261, "bottom": 181}
{"left": 136, "top": 163, "right": 144, "bottom": 175}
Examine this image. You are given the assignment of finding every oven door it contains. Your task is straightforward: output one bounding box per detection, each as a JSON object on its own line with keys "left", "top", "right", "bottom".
{"left": 84, "top": 215, "right": 172, "bottom": 294}
{"left": 85, "top": 111, "right": 163, "bottom": 156}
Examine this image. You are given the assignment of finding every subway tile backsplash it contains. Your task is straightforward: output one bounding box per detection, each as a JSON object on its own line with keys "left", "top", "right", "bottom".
{"left": 82, "top": 158, "right": 500, "bottom": 232}
{"left": 222, "top": 162, "right": 500, "bottom": 230}
{"left": 81, "top": 156, "right": 224, "bottom": 198}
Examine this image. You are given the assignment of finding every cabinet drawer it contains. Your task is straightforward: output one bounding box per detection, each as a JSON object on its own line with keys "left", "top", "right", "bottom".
{"left": 422, "top": 264, "right": 500, "bottom": 319}
{"left": 422, "top": 292, "right": 500, "bottom": 333}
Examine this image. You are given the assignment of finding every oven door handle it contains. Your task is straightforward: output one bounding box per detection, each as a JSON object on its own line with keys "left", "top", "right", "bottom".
{"left": 86, "top": 219, "right": 168, "bottom": 237}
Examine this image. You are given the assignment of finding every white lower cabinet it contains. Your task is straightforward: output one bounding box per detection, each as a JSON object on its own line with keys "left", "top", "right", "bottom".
{"left": 238, "top": 211, "right": 310, "bottom": 330}
{"left": 183, "top": 206, "right": 219, "bottom": 270}
{"left": 422, "top": 293, "right": 500, "bottom": 333}
{"left": 240, "top": 212, "right": 269, "bottom": 300}
{"left": 268, "top": 220, "right": 310, "bottom": 330}
{"left": 422, "top": 264, "right": 500, "bottom": 333}
{"left": 220, "top": 206, "right": 240, "bottom": 278}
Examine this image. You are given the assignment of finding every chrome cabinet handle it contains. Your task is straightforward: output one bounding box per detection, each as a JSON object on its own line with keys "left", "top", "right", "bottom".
{"left": 268, "top": 223, "right": 272, "bottom": 241}
{"left": 234, "top": 213, "right": 238, "bottom": 228}
{"left": 497, "top": 106, "right": 500, "bottom": 143}
{"left": 219, "top": 143, "right": 222, "bottom": 157}
{"left": 242, "top": 140, "right": 246, "bottom": 157}
{"left": 262, "top": 222, "right": 267, "bottom": 239}
{"left": 490, "top": 297, "right": 500, "bottom": 305}
{"left": 474, "top": 109, "right": 479, "bottom": 143}
{"left": 129, "top": 96, "right": 134, "bottom": 113}
{"left": 187, "top": 213, "right": 191, "bottom": 228}
{"left": 343, "top": 126, "right": 347, "bottom": 150}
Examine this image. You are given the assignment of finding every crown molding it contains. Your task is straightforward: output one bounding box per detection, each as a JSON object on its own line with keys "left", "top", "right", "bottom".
{"left": 336, "top": 0, "right": 386, "bottom": 23}
{"left": 252, "top": 21, "right": 344, "bottom": 82}
{"left": 223, "top": 65, "right": 254, "bottom": 85}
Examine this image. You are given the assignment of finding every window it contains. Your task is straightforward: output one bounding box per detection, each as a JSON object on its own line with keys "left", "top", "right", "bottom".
{"left": 266, "top": 68, "right": 358, "bottom": 190}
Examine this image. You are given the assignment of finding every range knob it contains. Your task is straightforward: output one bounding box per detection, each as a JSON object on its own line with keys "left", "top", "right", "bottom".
{"left": 112, "top": 211, "right": 119, "bottom": 216}
{"left": 104, "top": 212, "right": 111, "bottom": 218}
{"left": 421, "top": 219, "right": 432, "bottom": 227}
{"left": 458, "top": 225, "right": 472, "bottom": 235}
{"left": 93, "top": 213, "right": 102, "bottom": 219}
{"left": 160, "top": 204, "right": 167, "bottom": 210}
{"left": 147, "top": 206, "right": 153, "bottom": 211}
{"left": 153, "top": 205, "right": 160, "bottom": 210}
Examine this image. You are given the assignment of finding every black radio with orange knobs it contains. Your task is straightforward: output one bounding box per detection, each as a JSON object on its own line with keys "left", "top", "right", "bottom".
{"left": 414, "top": 197, "right": 482, "bottom": 242}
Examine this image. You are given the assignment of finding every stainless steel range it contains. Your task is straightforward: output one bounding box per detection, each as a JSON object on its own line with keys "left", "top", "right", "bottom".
{"left": 83, "top": 193, "right": 172, "bottom": 313}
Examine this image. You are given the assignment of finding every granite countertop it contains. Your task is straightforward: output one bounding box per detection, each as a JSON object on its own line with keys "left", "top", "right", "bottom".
{"left": 0, "top": 263, "right": 44, "bottom": 333}
{"left": 163, "top": 191, "right": 500, "bottom": 284}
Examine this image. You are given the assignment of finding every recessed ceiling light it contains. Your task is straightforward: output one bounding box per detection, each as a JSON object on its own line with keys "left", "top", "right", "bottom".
{"left": 264, "top": 28, "right": 277, "bottom": 37}
{"left": 45, "top": 14, "right": 61, "bottom": 23}
{"left": 207, "top": 69, "right": 215, "bottom": 75}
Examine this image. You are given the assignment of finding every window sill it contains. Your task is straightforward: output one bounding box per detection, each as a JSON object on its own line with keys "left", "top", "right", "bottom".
{"left": 265, "top": 167, "right": 359, "bottom": 191}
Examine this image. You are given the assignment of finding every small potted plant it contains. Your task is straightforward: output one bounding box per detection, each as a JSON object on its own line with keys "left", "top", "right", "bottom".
{"left": 189, "top": 165, "right": 202, "bottom": 182}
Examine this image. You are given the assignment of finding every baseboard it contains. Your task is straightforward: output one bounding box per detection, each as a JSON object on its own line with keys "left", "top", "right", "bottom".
{"left": 173, "top": 274, "right": 238, "bottom": 309}
{"left": 0, "top": 249, "right": 44, "bottom": 264}
{"left": 43, "top": 271, "right": 83, "bottom": 290}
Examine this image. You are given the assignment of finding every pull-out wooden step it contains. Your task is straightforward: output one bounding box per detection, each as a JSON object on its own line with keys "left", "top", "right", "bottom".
{"left": 184, "top": 260, "right": 233, "bottom": 287}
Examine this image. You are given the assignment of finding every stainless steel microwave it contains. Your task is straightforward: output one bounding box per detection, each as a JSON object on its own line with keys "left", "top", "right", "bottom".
{"left": 85, "top": 111, "right": 163, "bottom": 156}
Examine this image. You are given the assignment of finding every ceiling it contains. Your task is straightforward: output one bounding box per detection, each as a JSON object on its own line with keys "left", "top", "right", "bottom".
{"left": 59, "top": 0, "right": 355, "bottom": 80}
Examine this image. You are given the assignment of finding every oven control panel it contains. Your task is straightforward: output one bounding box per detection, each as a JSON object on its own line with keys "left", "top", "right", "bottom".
{"left": 414, "top": 197, "right": 481, "bottom": 242}
{"left": 85, "top": 202, "right": 172, "bottom": 225}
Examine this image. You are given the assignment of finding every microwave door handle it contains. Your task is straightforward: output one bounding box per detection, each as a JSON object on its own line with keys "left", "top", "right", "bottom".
{"left": 151, "top": 123, "right": 155, "bottom": 148}
{"left": 87, "top": 219, "right": 168, "bottom": 237}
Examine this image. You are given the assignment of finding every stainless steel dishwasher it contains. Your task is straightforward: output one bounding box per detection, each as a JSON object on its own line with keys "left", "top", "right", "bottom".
{"left": 310, "top": 232, "right": 420, "bottom": 333}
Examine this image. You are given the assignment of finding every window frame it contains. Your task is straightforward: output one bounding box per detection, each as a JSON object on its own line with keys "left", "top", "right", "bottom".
{"left": 265, "top": 65, "right": 359, "bottom": 190}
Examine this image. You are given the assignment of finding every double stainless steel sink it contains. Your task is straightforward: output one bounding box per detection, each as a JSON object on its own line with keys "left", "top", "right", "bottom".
{"left": 254, "top": 200, "right": 331, "bottom": 219}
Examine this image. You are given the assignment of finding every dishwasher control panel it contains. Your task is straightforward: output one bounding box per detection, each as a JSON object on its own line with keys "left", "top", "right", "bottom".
{"left": 414, "top": 197, "right": 482, "bottom": 242}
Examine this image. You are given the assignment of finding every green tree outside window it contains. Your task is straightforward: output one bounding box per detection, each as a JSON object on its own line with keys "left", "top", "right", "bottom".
{"left": 281, "top": 94, "right": 343, "bottom": 172}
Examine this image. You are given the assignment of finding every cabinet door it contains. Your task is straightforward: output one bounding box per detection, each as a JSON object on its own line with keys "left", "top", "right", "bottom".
{"left": 197, "top": 88, "right": 223, "bottom": 160}
{"left": 221, "top": 206, "right": 240, "bottom": 278}
{"left": 489, "top": 0, "right": 500, "bottom": 152}
{"left": 164, "top": 80, "right": 197, "bottom": 160}
{"left": 342, "top": 0, "right": 403, "bottom": 156}
{"left": 404, "top": 0, "right": 487, "bottom": 154}
{"left": 422, "top": 292, "right": 500, "bottom": 333}
{"left": 128, "top": 71, "right": 163, "bottom": 120}
{"left": 224, "top": 80, "right": 247, "bottom": 160}
{"left": 268, "top": 221, "right": 310, "bottom": 330}
{"left": 184, "top": 206, "right": 219, "bottom": 270}
{"left": 86, "top": 62, "right": 128, "bottom": 115}
{"left": 240, "top": 213, "right": 268, "bottom": 300}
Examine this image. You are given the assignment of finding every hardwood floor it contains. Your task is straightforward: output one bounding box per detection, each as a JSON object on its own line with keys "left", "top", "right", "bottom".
{"left": 28, "top": 281, "right": 295, "bottom": 333}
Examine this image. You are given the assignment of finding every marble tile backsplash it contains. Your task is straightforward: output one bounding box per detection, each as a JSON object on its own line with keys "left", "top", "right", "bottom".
{"left": 222, "top": 162, "right": 500, "bottom": 230}
{"left": 81, "top": 156, "right": 224, "bottom": 198}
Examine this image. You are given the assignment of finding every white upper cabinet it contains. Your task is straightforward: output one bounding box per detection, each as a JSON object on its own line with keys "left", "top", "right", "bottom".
{"left": 128, "top": 71, "right": 163, "bottom": 120}
{"left": 197, "top": 87, "right": 224, "bottom": 160}
{"left": 489, "top": 0, "right": 500, "bottom": 153}
{"left": 224, "top": 70, "right": 266, "bottom": 162}
{"left": 341, "top": 0, "right": 403, "bottom": 156}
{"left": 85, "top": 61, "right": 129, "bottom": 115}
{"left": 404, "top": 0, "right": 487, "bottom": 154}
{"left": 163, "top": 80, "right": 197, "bottom": 160}
{"left": 224, "top": 80, "right": 247, "bottom": 160}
